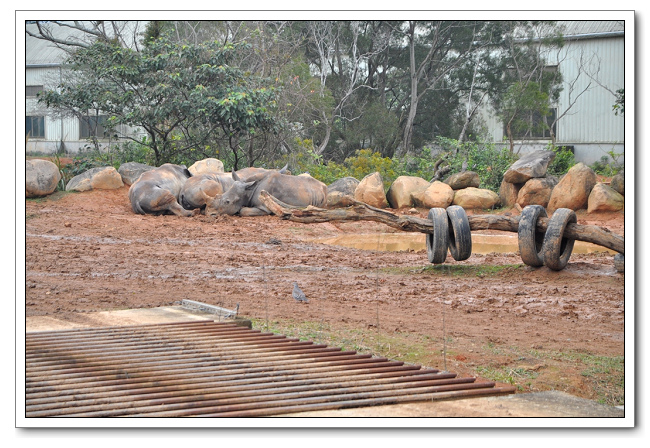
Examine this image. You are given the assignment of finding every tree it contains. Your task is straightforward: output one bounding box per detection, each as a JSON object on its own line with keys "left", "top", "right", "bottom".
{"left": 486, "top": 21, "right": 566, "bottom": 153}
{"left": 38, "top": 33, "right": 280, "bottom": 167}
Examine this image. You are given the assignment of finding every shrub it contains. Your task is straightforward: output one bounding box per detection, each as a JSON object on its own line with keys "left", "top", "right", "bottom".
{"left": 428, "top": 137, "right": 519, "bottom": 193}
{"left": 345, "top": 149, "right": 400, "bottom": 190}
{"left": 546, "top": 145, "right": 576, "bottom": 177}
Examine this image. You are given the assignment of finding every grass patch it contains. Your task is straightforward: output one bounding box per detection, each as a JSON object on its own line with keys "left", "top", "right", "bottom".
{"left": 386, "top": 264, "right": 522, "bottom": 278}
{"left": 486, "top": 345, "right": 625, "bottom": 406}
{"left": 475, "top": 365, "right": 539, "bottom": 391}
{"left": 249, "top": 317, "right": 445, "bottom": 368}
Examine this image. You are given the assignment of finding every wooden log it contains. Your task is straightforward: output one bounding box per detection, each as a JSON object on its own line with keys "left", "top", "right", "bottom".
{"left": 258, "top": 190, "right": 624, "bottom": 254}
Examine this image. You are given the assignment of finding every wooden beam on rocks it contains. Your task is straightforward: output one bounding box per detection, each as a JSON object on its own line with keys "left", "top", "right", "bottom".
{"left": 258, "top": 190, "right": 624, "bottom": 255}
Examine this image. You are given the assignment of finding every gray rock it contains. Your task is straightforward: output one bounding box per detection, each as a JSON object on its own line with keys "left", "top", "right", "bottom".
{"left": 444, "top": 170, "right": 480, "bottom": 190}
{"left": 610, "top": 172, "right": 624, "bottom": 196}
{"left": 118, "top": 162, "right": 155, "bottom": 185}
{"left": 327, "top": 177, "right": 360, "bottom": 196}
{"left": 26, "top": 159, "right": 61, "bottom": 197}
{"left": 503, "top": 150, "right": 556, "bottom": 184}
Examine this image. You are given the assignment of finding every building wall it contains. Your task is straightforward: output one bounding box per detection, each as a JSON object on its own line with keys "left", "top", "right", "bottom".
{"left": 25, "top": 66, "right": 141, "bottom": 155}
{"left": 479, "top": 34, "right": 624, "bottom": 165}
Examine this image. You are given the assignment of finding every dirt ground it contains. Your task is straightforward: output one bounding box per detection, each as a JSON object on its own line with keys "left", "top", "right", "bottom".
{"left": 24, "top": 185, "right": 626, "bottom": 407}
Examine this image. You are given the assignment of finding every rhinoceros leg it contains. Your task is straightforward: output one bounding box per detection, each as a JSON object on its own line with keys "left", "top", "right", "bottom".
{"left": 167, "top": 202, "right": 194, "bottom": 217}
{"left": 239, "top": 206, "right": 271, "bottom": 216}
{"left": 145, "top": 190, "right": 193, "bottom": 217}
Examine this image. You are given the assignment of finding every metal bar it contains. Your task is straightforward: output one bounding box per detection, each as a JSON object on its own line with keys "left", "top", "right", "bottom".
{"left": 25, "top": 321, "right": 516, "bottom": 417}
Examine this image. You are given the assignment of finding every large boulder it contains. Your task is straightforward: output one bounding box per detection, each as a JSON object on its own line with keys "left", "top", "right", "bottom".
{"left": 354, "top": 172, "right": 388, "bottom": 209}
{"left": 516, "top": 176, "right": 558, "bottom": 208}
{"left": 188, "top": 158, "right": 225, "bottom": 175}
{"left": 587, "top": 183, "right": 625, "bottom": 213}
{"left": 411, "top": 181, "right": 455, "bottom": 209}
{"left": 610, "top": 172, "right": 624, "bottom": 196}
{"left": 547, "top": 163, "right": 597, "bottom": 213}
{"left": 26, "top": 159, "right": 61, "bottom": 197}
{"left": 444, "top": 170, "right": 480, "bottom": 190}
{"left": 66, "top": 166, "right": 124, "bottom": 192}
{"left": 499, "top": 179, "right": 523, "bottom": 208}
{"left": 327, "top": 177, "right": 360, "bottom": 197}
{"left": 452, "top": 187, "right": 500, "bottom": 209}
{"left": 503, "top": 150, "right": 556, "bottom": 184}
{"left": 118, "top": 162, "right": 154, "bottom": 185}
{"left": 386, "top": 175, "right": 430, "bottom": 209}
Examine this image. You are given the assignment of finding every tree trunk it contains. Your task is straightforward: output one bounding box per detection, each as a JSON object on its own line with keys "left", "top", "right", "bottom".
{"left": 258, "top": 191, "right": 624, "bottom": 255}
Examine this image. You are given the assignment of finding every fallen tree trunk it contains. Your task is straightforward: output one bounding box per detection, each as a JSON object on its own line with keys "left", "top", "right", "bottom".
{"left": 258, "top": 190, "right": 624, "bottom": 254}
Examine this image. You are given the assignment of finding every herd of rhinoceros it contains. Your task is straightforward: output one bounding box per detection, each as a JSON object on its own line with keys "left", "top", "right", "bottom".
{"left": 128, "top": 163, "right": 328, "bottom": 217}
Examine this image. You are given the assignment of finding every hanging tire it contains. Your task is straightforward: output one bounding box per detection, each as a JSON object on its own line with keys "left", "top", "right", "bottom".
{"left": 426, "top": 208, "right": 449, "bottom": 264}
{"left": 542, "top": 208, "right": 577, "bottom": 271}
{"left": 518, "top": 205, "right": 548, "bottom": 267}
{"left": 446, "top": 205, "right": 472, "bottom": 261}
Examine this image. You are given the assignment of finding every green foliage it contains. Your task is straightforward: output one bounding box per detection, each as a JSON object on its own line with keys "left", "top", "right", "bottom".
{"left": 280, "top": 138, "right": 350, "bottom": 185}
{"left": 613, "top": 88, "right": 624, "bottom": 116}
{"left": 344, "top": 149, "right": 400, "bottom": 190}
{"left": 546, "top": 145, "right": 576, "bottom": 177}
{"left": 433, "top": 137, "right": 519, "bottom": 193}
{"left": 38, "top": 33, "right": 280, "bottom": 165}
{"left": 590, "top": 150, "right": 624, "bottom": 177}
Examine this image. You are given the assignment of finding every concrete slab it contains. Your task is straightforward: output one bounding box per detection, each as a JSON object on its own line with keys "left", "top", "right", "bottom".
{"left": 24, "top": 307, "right": 625, "bottom": 419}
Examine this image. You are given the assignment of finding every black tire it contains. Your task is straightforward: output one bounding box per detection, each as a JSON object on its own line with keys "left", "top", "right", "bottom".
{"left": 518, "top": 205, "right": 548, "bottom": 267}
{"left": 542, "top": 208, "right": 577, "bottom": 271}
{"left": 614, "top": 253, "right": 624, "bottom": 273}
{"left": 446, "top": 205, "right": 472, "bottom": 261}
{"left": 426, "top": 208, "right": 449, "bottom": 264}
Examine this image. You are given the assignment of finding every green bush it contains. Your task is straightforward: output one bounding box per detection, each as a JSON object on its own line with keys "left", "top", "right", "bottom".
{"left": 547, "top": 145, "right": 576, "bottom": 177}
{"left": 590, "top": 150, "right": 624, "bottom": 177}
{"left": 344, "top": 149, "right": 400, "bottom": 190}
{"left": 430, "top": 137, "right": 519, "bottom": 193}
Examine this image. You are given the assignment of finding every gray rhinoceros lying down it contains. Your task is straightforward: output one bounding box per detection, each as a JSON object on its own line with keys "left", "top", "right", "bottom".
{"left": 205, "top": 170, "right": 327, "bottom": 216}
{"left": 128, "top": 163, "right": 193, "bottom": 216}
{"left": 179, "top": 165, "right": 289, "bottom": 211}
{"left": 179, "top": 173, "right": 235, "bottom": 210}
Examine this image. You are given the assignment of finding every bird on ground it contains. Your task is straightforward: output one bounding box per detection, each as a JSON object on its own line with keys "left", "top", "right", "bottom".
{"left": 292, "top": 282, "right": 309, "bottom": 303}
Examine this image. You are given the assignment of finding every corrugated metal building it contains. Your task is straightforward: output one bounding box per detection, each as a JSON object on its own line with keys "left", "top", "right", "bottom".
{"left": 25, "top": 21, "right": 146, "bottom": 154}
{"left": 479, "top": 20, "right": 625, "bottom": 165}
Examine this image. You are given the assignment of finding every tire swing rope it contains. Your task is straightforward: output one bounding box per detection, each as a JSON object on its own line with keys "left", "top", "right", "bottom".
{"left": 541, "top": 208, "right": 577, "bottom": 271}
{"left": 518, "top": 205, "right": 548, "bottom": 267}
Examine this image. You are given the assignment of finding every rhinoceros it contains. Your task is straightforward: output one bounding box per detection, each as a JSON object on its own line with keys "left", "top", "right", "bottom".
{"left": 205, "top": 170, "right": 327, "bottom": 216}
{"left": 128, "top": 163, "right": 193, "bottom": 216}
{"left": 179, "top": 172, "right": 235, "bottom": 210}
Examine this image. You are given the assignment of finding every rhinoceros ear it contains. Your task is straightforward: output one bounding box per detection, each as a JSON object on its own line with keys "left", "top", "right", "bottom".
{"left": 279, "top": 163, "right": 289, "bottom": 174}
{"left": 232, "top": 171, "right": 240, "bottom": 182}
{"left": 244, "top": 181, "right": 257, "bottom": 190}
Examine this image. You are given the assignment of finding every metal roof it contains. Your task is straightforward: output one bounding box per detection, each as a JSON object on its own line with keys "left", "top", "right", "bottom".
{"left": 556, "top": 20, "right": 625, "bottom": 37}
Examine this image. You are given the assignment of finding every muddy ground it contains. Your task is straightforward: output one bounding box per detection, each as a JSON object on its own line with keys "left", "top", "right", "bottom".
{"left": 24, "top": 185, "right": 626, "bottom": 406}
